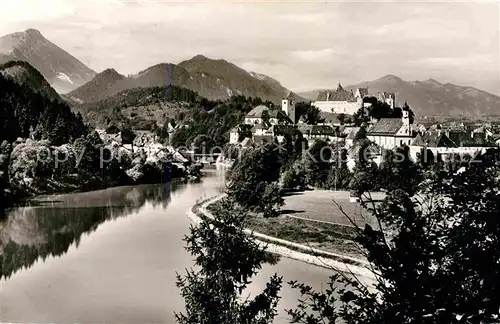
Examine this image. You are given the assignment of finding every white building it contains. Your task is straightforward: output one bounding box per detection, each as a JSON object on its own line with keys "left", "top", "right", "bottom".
{"left": 366, "top": 110, "right": 414, "bottom": 149}
{"left": 312, "top": 84, "right": 368, "bottom": 115}
{"left": 296, "top": 124, "right": 338, "bottom": 144}
{"left": 244, "top": 105, "right": 293, "bottom": 125}
{"left": 281, "top": 92, "right": 296, "bottom": 124}
{"left": 409, "top": 130, "right": 496, "bottom": 162}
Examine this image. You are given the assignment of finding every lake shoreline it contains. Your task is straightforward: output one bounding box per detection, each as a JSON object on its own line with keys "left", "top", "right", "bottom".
{"left": 188, "top": 194, "right": 376, "bottom": 282}
{"left": 2, "top": 171, "right": 204, "bottom": 213}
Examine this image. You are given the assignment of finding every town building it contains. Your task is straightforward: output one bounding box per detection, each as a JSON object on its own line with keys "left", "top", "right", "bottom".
{"left": 366, "top": 110, "right": 414, "bottom": 149}
{"left": 244, "top": 105, "right": 293, "bottom": 125}
{"left": 409, "top": 130, "right": 496, "bottom": 161}
{"left": 378, "top": 92, "right": 396, "bottom": 109}
{"left": 297, "top": 124, "right": 339, "bottom": 144}
{"left": 281, "top": 91, "right": 296, "bottom": 124}
{"left": 312, "top": 84, "right": 368, "bottom": 115}
{"left": 344, "top": 127, "right": 360, "bottom": 148}
{"left": 229, "top": 124, "right": 253, "bottom": 144}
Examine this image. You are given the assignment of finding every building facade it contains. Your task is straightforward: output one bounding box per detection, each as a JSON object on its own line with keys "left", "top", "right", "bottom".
{"left": 366, "top": 110, "right": 414, "bottom": 149}
{"left": 244, "top": 105, "right": 293, "bottom": 125}
{"left": 312, "top": 84, "right": 368, "bottom": 115}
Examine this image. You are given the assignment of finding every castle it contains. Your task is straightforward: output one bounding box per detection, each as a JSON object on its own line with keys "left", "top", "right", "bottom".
{"left": 312, "top": 84, "right": 396, "bottom": 115}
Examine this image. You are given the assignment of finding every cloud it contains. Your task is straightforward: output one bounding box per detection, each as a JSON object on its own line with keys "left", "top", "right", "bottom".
{"left": 289, "top": 48, "right": 338, "bottom": 62}
{"left": 0, "top": 0, "right": 498, "bottom": 94}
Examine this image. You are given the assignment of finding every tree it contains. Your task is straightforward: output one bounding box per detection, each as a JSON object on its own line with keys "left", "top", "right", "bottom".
{"left": 379, "top": 146, "right": 422, "bottom": 195}
{"left": 105, "top": 124, "right": 120, "bottom": 134}
{"left": 337, "top": 113, "right": 347, "bottom": 125}
{"left": 289, "top": 150, "right": 500, "bottom": 323}
{"left": 349, "top": 139, "right": 379, "bottom": 197}
{"left": 121, "top": 125, "right": 136, "bottom": 145}
{"left": 416, "top": 148, "right": 436, "bottom": 170}
{"left": 192, "top": 134, "right": 215, "bottom": 154}
{"left": 353, "top": 126, "right": 367, "bottom": 143}
{"left": 326, "top": 147, "right": 351, "bottom": 190}
{"left": 261, "top": 109, "right": 271, "bottom": 127}
{"left": 303, "top": 139, "right": 333, "bottom": 188}
{"left": 227, "top": 144, "right": 281, "bottom": 210}
{"left": 176, "top": 198, "right": 282, "bottom": 324}
{"left": 261, "top": 183, "right": 284, "bottom": 218}
{"left": 280, "top": 159, "right": 307, "bottom": 190}
{"left": 296, "top": 102, "right": 324, "bottom": 125}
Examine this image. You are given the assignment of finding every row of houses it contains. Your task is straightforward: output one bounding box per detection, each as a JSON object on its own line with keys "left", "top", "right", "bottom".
{"left": 229, "top": 93, "right": 498, "bottom": 163}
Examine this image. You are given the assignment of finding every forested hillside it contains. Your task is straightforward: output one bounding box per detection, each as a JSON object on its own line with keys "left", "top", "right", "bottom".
{"left": 72, "top": 85, "right": 212, "bottom": 129}
{"left": 72, "top": 84, "right": 276, "bottom": 150}
{"left": 0, "top": 65, "right": 88, "bottom": 145}
{"left": 170, "top": 95, "right": 276, "bottom": 149}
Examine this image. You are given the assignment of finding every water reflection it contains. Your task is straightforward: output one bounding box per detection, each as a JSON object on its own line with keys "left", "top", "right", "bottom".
{"left": 0, "top": 181, "right": 182, "bottom": 279}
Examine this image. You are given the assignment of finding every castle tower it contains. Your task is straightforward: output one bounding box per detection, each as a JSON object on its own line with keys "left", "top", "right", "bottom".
{"left": 401, "top": 103, "right": 411, "bottom": 136}
{"left": 282, "top": 91, "right": 296, "bottom": 124}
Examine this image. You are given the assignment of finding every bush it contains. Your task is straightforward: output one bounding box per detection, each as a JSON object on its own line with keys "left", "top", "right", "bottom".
{"left": 280, "top": 160, "right": 306, "bottom": 190}
{"left": 260, "top": 183, "right": 284, "bottom": 218}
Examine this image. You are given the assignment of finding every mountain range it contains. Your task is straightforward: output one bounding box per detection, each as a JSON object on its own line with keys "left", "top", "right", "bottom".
{"left": 0, "top": 28, "right": 499, "bottom": 117}
{"left": 67, "top": 54, "right": 304, "bottom": 104}
{"left": 299, "top": 75, "right": 500, "bottom": 117}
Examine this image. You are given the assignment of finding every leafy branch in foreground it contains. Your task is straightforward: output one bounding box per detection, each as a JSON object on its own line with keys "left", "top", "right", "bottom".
{"left": 288, "top": 149, "right": 500, "bottom": 323}
{"left": 176, "top": 198, "right": 282, "bottom": 324}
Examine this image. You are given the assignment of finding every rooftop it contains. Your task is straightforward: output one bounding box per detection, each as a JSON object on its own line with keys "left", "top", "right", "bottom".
{"left": 246, "top": 105, "right": 291, "bottom": 122}
{"left": 412, "top": 132, "right": 457, "bottom": 148}
{"left": 367, "top": 118, "right": 403, "bottom": 135}
{"left": 297, "top": 124, "right": 337, "bottom": 136}
{"left": 246, "top": 105, "right": 270, "bottom": 118}
{"left": 315, "top": 84, "right": 357, "bottom": 102}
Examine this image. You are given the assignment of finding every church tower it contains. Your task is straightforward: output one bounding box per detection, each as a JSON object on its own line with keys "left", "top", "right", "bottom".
{"left": 282, "top": 91, "right": 296, "bottom": 124}
{"left": 401, "top": 102, "right": 412, "bottom": 136}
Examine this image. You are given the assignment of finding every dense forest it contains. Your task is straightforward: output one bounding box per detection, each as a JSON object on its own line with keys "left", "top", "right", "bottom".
{"left": 72, "top": 85, "right": 214, "bottom": 129}
{"left": 0, "top": 70, "right": 89, "bottom": 145}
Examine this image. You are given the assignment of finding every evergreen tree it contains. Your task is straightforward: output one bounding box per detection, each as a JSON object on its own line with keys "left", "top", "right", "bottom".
{"left": 176, "top": 198, "right": 282, "bottom": 324}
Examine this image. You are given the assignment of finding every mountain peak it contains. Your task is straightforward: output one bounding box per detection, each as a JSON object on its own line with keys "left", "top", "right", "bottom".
{"left": 101, "top": 68, "right": 122, "bottom": 77}
{"left": 378, "top": 74, "right": 403, "bottom": 83}
{"left": 191, "top": 54, "right": 208, "bottom": 60}
{"left": 423, "top": 78, "right": 442, "bottom": 86}
{"left": 25, "top": 28, "right": 43, "bottom": 37}
{"left": 0, "top": 28, "right": 96, "bottom": 93}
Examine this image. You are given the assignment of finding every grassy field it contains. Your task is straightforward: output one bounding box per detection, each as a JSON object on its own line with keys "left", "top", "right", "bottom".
{"left": 206, "top": 190, "right": 387, "bottom": 259}
{"left": 244, "top": 214, "right": 365, "bottom": 259}
{"left": 281, "top": 190, "right": 384, "bottom": 228}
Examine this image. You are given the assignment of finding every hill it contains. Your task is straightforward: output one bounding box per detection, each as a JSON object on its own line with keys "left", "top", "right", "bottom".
{"left": 72, "top": 85, "right": 208, "bottom": 129}
{"left": 65, "top": 68, "right": 127, "bottom": 103}
{"left": 0, "top": 60, "right": 61, "bottom": 102}
{"left": 68, "top": 55, "right": 304, "bottom": 104}
{"left": 300, "top": 75, "right": 500, "bottom": 117}
{"left": 0, "top": 61, "right": 88, "bottom": 145}
{"left": 0, "top": 28, "right": 96, "bottom": 93}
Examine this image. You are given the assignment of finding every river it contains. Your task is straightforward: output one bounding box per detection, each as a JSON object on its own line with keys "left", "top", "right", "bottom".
{"left": 0, "top": 167, "right": 337, "bottom": 323}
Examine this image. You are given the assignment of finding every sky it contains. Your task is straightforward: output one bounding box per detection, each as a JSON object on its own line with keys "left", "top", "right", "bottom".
{"left": 0, "top": 0, "right": 499, "bottom": 94}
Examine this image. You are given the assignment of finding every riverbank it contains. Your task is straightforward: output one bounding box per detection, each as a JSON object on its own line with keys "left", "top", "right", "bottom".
{"left": 188, "top": 194, "right": 376, "bottom": 281}
{"left": 2, "top": 168, "right": 203, "bottom": 213}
